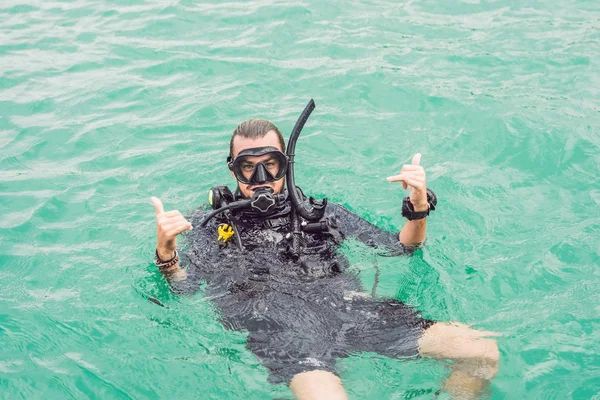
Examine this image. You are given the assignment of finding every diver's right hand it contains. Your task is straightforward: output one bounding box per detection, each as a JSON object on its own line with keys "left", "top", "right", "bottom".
{"left": 151, "top": 197, "right": 193, "bottom": 261}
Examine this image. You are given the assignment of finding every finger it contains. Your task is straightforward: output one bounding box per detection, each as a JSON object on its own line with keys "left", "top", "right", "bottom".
{"left": 158, "top": 219, "right": 192, "bottom": 232}
{"left": 151, "top": 197, "right": 165, "bottom": 215}
{"left": 400, "top": 169, "right": 424, "bottom": 181}
{"left": 391, "top": 174, "right": 424, "bottom": 188}
{"left": 387, "top": 171, "right": 424, "bottom": 182}
{"left": 386, "top": 174, "right": 405, "bottom": 183}
{"left": 165, "top": 222, "right": 194, "bottom": 237}
{"left": 405, "top": 179, "right": 425, "bottom": 189}
{"left": 157, "top": 215, "right": 185, "bottom": 226}
{"left": 161, "top": 219, "right": 192, "bottom": 231}
{"left": 397, "top": 168, "right": 426, "bottom": 178}
{"left": 399, "top": 172, "right": 426, "bottom": 183}
{"left": 411, "top": 153, "right": 422, "bottom": 166}
{"left": 166, "top": 225, "right": 193, "bottom": 237}
{"left": 161, "top": 210, "right": 182, "bottom": 218}
{"left": 402, "top": 174, "right": 425, "bottom": 188}
{"left": 401, "top": 164, "right": 423, "bottom": 170}
{"left": 387, "top": 174, "right": 410, "bottom": 190}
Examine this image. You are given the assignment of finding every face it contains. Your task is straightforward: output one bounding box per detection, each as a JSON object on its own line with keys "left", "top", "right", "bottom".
{"left": 230, "top": 130, "right": 285, "bottom": 198}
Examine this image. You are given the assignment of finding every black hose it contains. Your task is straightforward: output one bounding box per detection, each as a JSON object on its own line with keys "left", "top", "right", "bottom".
{"left": 199, "top": 200, "right": 251, "bottom": 227}
{"left": 286, "top": 99, "right": 327, "bottom": 222}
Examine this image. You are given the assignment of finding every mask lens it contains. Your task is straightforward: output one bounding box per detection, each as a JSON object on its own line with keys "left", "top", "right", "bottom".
{"left": 232, "top": 149, "right": 288, "bottom": 184}
{"left": 261, "top": 157, "right": 281, "bottom": 176}
{"left": 238, "top": 158, "right": 257, "bottom": 180}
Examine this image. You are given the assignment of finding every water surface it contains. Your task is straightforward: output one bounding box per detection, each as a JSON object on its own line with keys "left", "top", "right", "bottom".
{"left": 1, "top": 0, "right": 599, "bottom": 398}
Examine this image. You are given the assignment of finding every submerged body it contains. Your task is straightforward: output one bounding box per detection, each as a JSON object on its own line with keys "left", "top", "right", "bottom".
{"left": 151, "top": 115, "right": 499, "bottom": 399}
{"left": 175, "top": 200, "right": 432, "bottom": 383}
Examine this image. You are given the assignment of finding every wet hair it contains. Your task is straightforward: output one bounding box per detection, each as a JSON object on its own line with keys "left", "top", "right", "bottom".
{"left": 229, "top": 119, "right": 285, "bottom": 157}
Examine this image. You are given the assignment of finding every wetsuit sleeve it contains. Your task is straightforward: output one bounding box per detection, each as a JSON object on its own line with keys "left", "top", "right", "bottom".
{"left": 165, "top": 208, "right": 220, "bottom": 296}
{"left": 327, "top": 203, "right": 412, "bottom": 256}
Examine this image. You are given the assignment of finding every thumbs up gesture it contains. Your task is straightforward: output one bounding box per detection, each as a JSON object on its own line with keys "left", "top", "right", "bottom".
{"left": 386, "top": 153, "right": 428, "bottom": 211}
{"left": 152, "top": 197, "right": 193, "bottom": 261}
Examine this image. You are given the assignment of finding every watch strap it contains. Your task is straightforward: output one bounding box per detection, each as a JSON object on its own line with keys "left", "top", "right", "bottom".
{"left": 402, "top": 188, "right": 437, "bottom": 221}
{"left": 402, "top": 197, "right": 430, "bottom": 220}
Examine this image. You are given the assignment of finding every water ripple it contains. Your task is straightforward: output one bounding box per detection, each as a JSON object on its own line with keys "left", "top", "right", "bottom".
{"left": 1, "top": 0, "right": 599, "bottom": 398}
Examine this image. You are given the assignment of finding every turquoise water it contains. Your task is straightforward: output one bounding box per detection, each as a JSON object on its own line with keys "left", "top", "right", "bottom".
{"left": 1, "top": 0, "right": 599, "bottom": 398}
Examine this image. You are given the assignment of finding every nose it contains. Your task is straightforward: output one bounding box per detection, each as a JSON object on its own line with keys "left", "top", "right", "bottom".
{"left": 250, "top": 164, "right": 270, "bottom": 184}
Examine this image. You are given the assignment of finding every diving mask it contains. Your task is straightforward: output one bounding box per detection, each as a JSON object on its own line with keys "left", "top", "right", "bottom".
{"left": 227, "top": 146, "right": 288, "bottom": 185}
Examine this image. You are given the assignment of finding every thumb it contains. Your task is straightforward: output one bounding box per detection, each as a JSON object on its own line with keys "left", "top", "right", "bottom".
{"left": 151, "top": 197, "right": 165, "bottom": 215}
{"left": 411, "top": 153, "right": 422, "bottom": 166}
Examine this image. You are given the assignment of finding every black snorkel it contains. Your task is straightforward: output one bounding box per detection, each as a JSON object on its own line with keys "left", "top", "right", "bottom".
{"left": 285, "top": 98, "right": 327, "bottom": 222}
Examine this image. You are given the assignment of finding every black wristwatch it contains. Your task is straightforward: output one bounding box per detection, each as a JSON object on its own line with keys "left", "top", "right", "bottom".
{"left": 401, "top": 188, "right": 437, "bottom": 221}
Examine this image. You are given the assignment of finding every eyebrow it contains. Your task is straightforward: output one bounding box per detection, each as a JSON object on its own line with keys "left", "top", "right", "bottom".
{"left": 242, "top": 156, "right": 276, "bottom": 165}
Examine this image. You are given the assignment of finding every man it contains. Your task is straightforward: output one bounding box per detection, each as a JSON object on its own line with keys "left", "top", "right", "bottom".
{"left": 151, "top": 118, "right": 499, "bottom": 399}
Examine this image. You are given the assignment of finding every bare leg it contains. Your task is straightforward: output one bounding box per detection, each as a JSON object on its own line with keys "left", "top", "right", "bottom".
{"left": 418, "top": 322, "right": 500, "bottom": 399}
{"left": 289, "top": 370, "right": 348, "bottom": 400}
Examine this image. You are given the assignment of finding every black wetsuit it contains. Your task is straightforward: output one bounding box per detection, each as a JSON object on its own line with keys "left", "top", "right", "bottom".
{"left": 175, "top": 199, "right": 434, "bottom": 384}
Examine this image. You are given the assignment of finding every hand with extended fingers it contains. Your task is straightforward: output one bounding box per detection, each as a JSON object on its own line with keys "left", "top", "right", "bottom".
{"left": 151, "top": 197, "right": 193, "bottom": 261}
{"left": 386, "top": 153, "right": 428, "bottom": 212}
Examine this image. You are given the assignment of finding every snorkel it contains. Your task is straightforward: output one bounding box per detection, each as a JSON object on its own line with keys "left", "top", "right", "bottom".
{"left": 285, "top": 99, "right": 327, "bottom": 222}
{"left": 200, "top": 99, "right": 326, "bottom": 237}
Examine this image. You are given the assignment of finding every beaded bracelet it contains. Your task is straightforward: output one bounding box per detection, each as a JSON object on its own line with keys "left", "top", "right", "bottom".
{"left": 154, "top": 249, "right": 179, "bottom": 269}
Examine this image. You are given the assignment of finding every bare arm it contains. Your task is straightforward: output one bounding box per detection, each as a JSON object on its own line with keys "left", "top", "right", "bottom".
{"left": 399, "top": 210, "right": 427, "bottom": 245}
{"left": 387, "top": 153, "right": 429, "bottom": 246}
{"left": 152, "top": 197, "right": 192, "bottom": 283}
{"left": 156, "top": 258, "right": 187, "bottom": 282}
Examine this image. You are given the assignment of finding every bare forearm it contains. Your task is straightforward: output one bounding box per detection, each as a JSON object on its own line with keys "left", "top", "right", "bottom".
{"left": 399, "top": 218, "right": 426, "bottom": 245}
{"left": 152, "top": 196, "right": 193, "bottom": 283}
{"left": 156, "top": 247, "right": 187, "bottom": 282}
{"left": 158, "top": 260, "right": 187, "bottom": 282}
{"left": 387, "top": 153, "right": 429, "bottom": 246}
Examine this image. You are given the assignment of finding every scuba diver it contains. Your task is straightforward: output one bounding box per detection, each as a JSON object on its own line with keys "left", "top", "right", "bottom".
{"left": 150, "top": 100, "right": 499, "bottom": 400}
